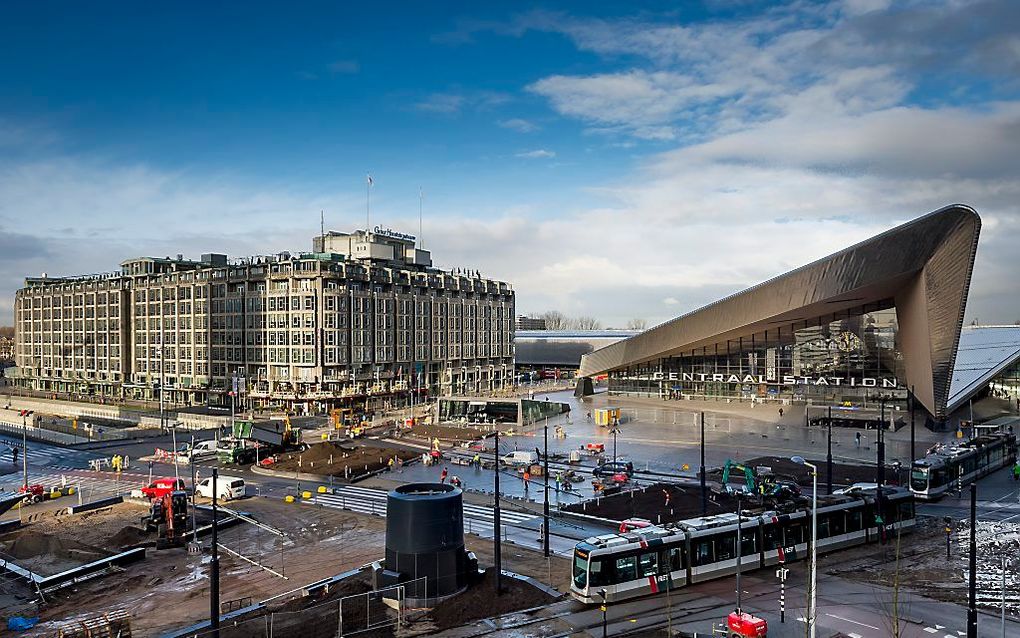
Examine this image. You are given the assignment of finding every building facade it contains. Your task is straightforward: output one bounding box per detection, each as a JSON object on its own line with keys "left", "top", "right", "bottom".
{"left": 11, "top": 229, "right": 515, "bottom": 412}
{"left": 578, "top": 205, "right": 982, "bottom": 424}
{"left": 516, "top": 316, "right": 547, "bottom": 331}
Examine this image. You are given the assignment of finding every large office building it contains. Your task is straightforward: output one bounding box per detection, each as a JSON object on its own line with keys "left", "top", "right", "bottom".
{"left": 578, "top": 205, "right": 981, "bottom": 425}
{"left": 11, "top": 228, "right": 515, "bottom": 412}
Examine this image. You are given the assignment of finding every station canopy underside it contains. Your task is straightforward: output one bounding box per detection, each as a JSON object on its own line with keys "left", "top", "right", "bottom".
{"left": 578, "top": 205, "right": 982, "bottom": 421}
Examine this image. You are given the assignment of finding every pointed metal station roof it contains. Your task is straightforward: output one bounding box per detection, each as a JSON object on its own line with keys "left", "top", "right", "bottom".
{"left": 578, "top": 204, "right": 982, "bottom": 421}
{"left": 947, "top": 325, "right": 1020, "bottom": 414}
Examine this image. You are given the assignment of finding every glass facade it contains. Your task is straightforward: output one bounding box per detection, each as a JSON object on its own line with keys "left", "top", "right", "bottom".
{"left": 608, "top": 300, "right": 909, "bottom": 409}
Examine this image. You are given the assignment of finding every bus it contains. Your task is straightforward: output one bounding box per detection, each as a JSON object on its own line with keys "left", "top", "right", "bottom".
{"left": 570, "top": 486, "right": 914, "bottom": 604}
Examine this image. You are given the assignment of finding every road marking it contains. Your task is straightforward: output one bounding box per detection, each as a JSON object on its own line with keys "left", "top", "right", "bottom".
{"left": 923, "top": 629, "right": 937, "bottom": 634}
{"left": 824, "top": 614, "right": 879, "bottom": 631}
{"left": 848, "top": 633, "right": 862, "bottom": 638}
{"left": 935, "top": 626, "right": 944, "bottom": 630}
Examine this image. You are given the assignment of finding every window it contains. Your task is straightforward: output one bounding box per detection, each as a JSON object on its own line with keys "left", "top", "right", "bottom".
{"left": 615, "top": 556, "right": 637, "bottom": 582}
{"left": 639, "top": 552, "right": 658, "bottom": 577}
{"left": 763, "top": 525, "right": 782, "bottom": 550}
{"left": 714, "top": 532, "right": 736, "bottom": 561}
{"left": 692, "top": 540, "right": 712, "bottom": 566}
{"left": 667, "top": 546, "right": 685, "bottom": 571}
{"left": 740, "top": 530, "right": 757, "bottom": 556}
{"left": 847, "top": 510, "right": 863, "bottom": 533}
{"left": 784, "top": 522, "right": 805, "bottom": 546}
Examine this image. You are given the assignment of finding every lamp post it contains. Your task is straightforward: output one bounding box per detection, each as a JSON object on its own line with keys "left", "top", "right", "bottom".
{"left": 877, "top": 396, "right": 887, "bottom": 544}
{"left": 700, "top": 412, "right": 707, "bottom": 516}
{"left": 610, "top": 423, "right": 620, "bottom": 465}
{"left": 493, "top": 428, "right": 502, "bottom": 596}
{"left": 735, "top": 492, "right": 742, "bottom": 614}
{"left": 599, "top": 588, "right": 608, "bottom": 638}
{"left": 792, "top": 456, "right": 817, "bottom": 638}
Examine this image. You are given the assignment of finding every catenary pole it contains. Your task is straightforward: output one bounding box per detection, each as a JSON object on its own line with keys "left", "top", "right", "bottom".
{"left": 543, "top": 419, "right": 550, "bottom": 557}
{"left": 878, "top": 398, "right": 886, "bottom": 544}
{"left": 210, "top": 468, "right": 220, "bottom": 638}
{"left": 910, "top": 385, "right": 916, "bottom": 463}
{"left": 968, "top": 482, "right": 977, "bottom": 638}
{"left": 735, "top": 492, "right": 742, "bottom": 614}
{"left": 700, "top": 412, "right": 707, "bottom": 516}
{"left": 826, "top": 406, "right": 833, "bottom": 495}
{"left": 493, "top": 428, "right": 502, "bottom": 595}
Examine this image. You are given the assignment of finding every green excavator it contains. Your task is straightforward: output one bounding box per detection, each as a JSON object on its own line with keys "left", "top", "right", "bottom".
{"left": 720, "top": 459, "right": 801, "bottom": 499}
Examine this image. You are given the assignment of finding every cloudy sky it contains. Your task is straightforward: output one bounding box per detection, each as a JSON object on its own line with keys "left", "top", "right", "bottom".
{"left": 2, "top": 0, "right": 1019, "bottom": 327}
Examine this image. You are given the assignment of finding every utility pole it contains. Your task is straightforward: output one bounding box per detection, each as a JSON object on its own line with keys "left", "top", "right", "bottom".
{"left": 909, "top": 385, "right": 916, "bottom": 462}
{"left": 826, "top": 406, "right": 833, "bottom": 495}
{"left": 20, "top": 411, "right": 28, "bottom": 491}
{"left": 776, "top": 561, "right": 787, "bottom": 623}
{"left": 735, "top": 492, "right": 742, "bottom": 614}
{"left": 700, "top": 411, "right": 707, "bottom": 516}
{"left": 543, "top": 419, "right": 550, "bottom": 558}
{"left": 493, "top": 428, "right": 502, "bottom": 595}
{"left": 877, "top": 397, "right": 887, "bottom": 544}
{"left": 968, "top": 482, "right": 977, "bottom": 638}
{"left": 210, "top": 468, "right": 220, "bottom": 638}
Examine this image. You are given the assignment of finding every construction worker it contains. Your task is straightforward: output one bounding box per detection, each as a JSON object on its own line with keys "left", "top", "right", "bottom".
{"left": 1012, "top": 460, "right": 1020, "bottom": 481}
{"left": 387, "top": 457, "right": 395, "bottom": 472}
{"left": 472, "top": 453, "right": 481, "bottom": 468}
{"left": 523, "top": 470, "right": 531, "bottom": 492}
{"left": 111, "top": 454, "right": 121, "bottom": 473}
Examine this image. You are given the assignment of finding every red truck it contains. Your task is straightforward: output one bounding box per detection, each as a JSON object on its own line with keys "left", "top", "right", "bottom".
{"left": 139, "top": 477, "right": 187, "bottom": 500}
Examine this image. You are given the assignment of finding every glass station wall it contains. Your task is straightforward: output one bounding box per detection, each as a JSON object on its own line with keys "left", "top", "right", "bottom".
{"left": 608, "top": 301, "right": 909, "bottom": 408}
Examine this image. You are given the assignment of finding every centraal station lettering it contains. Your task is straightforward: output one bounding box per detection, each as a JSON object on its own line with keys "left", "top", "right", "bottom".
{"left": 624, "top": 372, "right": 899, "bottom": 388}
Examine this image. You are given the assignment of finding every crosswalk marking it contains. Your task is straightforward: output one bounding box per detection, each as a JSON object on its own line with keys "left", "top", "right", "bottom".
{"left": 299, "top": 486, "right": 536, "bottom": 525}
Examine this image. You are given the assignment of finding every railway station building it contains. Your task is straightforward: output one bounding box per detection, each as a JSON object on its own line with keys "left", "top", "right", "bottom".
{"left": 577, "top": 205, "right": 982, "bottom": 426}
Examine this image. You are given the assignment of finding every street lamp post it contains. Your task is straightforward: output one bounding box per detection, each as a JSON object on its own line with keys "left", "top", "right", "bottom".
{"left": 610, "top": 423, "right": 620, "bottom": 465}
{"left": 877, "top": 396, "right": 887, "bottom": 544}
{"left": 792, "top": 456, "right": 817, "bottom": 638}
{"left": 599, "top": 589, "right": 608, "bottom": 638}
{"left": 826, "top": 406, "right": 833, "bottom": 495}
{"left": 543, "top": 419, "right": 550, "bottom": 558}
{"left": 493, "top": 428, "right": 502, "bottom": 596}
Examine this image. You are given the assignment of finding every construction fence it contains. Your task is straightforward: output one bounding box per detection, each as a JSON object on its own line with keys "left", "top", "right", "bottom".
{"left": 181, "top": 579, "right": 423, "bottom": 638}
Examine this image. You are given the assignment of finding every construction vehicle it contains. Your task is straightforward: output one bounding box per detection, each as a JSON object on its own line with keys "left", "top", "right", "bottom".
{"left": 232, "top": 417, "right": 303, "bottom": 447}
{"left": 145, "top": 490, "right": 189, "bottom": 546}
{"left": 17, "top": 484, "right": 46, "bottom": 504}
{"left": 721, "top": 459, "right": 801, "bottom": 500}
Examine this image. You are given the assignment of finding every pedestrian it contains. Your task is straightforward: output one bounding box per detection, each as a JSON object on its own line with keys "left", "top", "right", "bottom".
{"left": 1013, "top": 461, "right": 1020, "bottom": 482}
{"left": 855, "top": 432, "right": 862, "bottom": 448}
{"left": 440, "top": 467, "right": 448, "bottom": 484}
{"left": 778, "top": 407, "right": 784, "bottom": 418}
{"left": 11, "top": 447, "right": 18, "bottom": 465}
{"left": 523, "top": 470, "right": 531, "bottom": 492}
{"left": 387, "top": 457, "right": 394, "bottom": 472}
{"left": 662, "top": 488, "right": 671, "bottom": 507}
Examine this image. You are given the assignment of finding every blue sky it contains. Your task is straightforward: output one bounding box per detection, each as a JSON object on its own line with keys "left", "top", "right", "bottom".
{"left": 2, "top": 1, "right": 1020, "bottom": 326}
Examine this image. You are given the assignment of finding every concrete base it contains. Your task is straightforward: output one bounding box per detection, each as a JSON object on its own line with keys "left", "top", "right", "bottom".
{"left": 573, "top": 377, "right": 594, "bottom": 398}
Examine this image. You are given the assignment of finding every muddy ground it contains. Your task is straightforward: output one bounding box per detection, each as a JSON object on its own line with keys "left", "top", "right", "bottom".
{"left": 400, "top": 422, "right": 495, "bottom": 444}
{"left": 268, "top": 442, "right": 418, "bottom": 477}
{"left": 564, "top": 482, "right": 751, "bottom": 525}
{"left": 825, "top": 516, "right": 1020, "bottom": 618}
{"left": 707, "top": 455, "right": 898, "bottom": 488}
{"left": 24, "top": 497, "right": 390, "bottom": 637}
{"left": 23, "top": 495, "right": 571, "bottom": 638}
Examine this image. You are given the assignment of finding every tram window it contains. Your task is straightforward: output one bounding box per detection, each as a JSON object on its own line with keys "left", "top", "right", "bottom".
{"left": 763, "top": 526, "right": 781, "bottom": 550}
{"left": 668, "top": 546, "right": 685, "bottom": 571}
{"left": 639, "top": 553, "right": 658, "bottom": 577}
{"left": 740, "top": 530, "right": 757, "bottom": 556}
{"left": 715, "top": 532, "right": 736, "bottom": 561}
{"left": 817, "top": 516, "right": 830, "bottom": 539}
{"left": 616, "top": 556, "right": 637, "bottom": 582}
{"left": 784, "top": 522, "right": 805, "bottom": 546}
{"left": 898, "top": 501, "right": 913, "bottom": 521}
{"left": 847, "top": 510, "right": 863, "bottom": 533}
{"left": 692, "top": 540, "right": 713, "bottom": 566}
{"left": 882, "top": 500, "right": 898, "bottom": 524}
{"left": 830, "top": 513, "right": 846, "bottom": 536}
{"left": 589, "top": 559, "right": 608, "bottom": 586}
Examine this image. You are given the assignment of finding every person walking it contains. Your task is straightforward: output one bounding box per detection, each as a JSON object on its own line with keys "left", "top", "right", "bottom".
{"left": 778, "top": 407, "right": 784, "bottom": 419}
{"left": 440, "top": 467, "right": 449, "bottom": 484}
{"left": 855, "top": 431, "right": 862, "bottom": 449}
{"left": 523, "top": 470, "right": 531, "bottom": 493}
{"left": 1012, "top": 460, "right": 1020, "bottom": 482}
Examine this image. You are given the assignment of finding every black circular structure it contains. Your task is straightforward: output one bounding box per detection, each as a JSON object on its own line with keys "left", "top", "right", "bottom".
{"left": 380, "top": 482, "right": 476, "bottom": 599}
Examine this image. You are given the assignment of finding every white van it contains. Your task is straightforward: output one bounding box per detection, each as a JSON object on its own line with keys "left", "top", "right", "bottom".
{"left": 501, "top": 450, "right": 538, "bottom": 467}
{"left": 195, "top": 475, "right": 246, "bottom": 501}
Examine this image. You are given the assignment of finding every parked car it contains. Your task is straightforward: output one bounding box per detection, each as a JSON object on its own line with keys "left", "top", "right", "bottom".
{"left": 138, "top": 477, "right": 188, "bottom": 500}
{"left": 195, "top": 475, "right": 246, "bottom": 501}
{"left": 593, "top": 461, "right": 634, "bottom": 478}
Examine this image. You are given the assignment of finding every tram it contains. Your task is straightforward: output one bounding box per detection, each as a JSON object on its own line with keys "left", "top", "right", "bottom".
{"left": 910, "top": 431, "right": 1017, "bottom": 500}
{"left": 570, "top": 486, "right": 914, "bottom": 603}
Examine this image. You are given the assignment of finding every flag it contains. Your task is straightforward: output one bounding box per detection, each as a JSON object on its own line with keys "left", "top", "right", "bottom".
{"left": 366, "top": 174, "right": 374, "bottom": 187}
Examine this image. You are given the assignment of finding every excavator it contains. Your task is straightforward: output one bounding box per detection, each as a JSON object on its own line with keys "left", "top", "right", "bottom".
{"left": 145, "top": 489, "right": 189, "bottom": 548}
{"left": 721, "top": 459, "right": 800, "bottom": 500}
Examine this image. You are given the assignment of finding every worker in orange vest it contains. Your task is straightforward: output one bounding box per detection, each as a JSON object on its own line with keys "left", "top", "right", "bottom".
{"left": 523, "top": 470, "right": 531, "bottom": 493}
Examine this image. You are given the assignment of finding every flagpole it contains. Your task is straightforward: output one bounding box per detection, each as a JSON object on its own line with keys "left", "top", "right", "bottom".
{"left": 366, "top": 175, "right": 371, "bottom": 230}
{"left": 418, "top": 186, "right": 424, "bottom": 249}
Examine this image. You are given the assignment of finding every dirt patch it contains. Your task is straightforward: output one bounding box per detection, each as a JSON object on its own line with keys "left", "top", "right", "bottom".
{"left": 563, "top": 482, "right": 741, "bottom": 525}
{"left": 108, "top": 525, "right": 151, "bottom": 548}
{"left": 426, "top": 567, "right": 555, "bottom": 628}
{"left": 710, "top": 456, "right": 900, "bottom": 488}
{"left": 402, "top": 423, "right": 494, "bottom": 444}
{"left": 267, "top": 443, "right": 418, "bottom": 477}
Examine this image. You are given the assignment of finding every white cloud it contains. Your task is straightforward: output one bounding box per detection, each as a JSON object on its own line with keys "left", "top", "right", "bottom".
{"left": 498, "top": 118, "right": 539, "bottom": 133}
{"left": 414, "top": 91, "right": 510, "bottom": 115}
{"left": 515, "top": 149, "right": 556, "bottom": 159}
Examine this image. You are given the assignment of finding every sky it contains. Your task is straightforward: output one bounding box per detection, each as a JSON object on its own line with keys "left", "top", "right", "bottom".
{"left": 2, "top": 0, "right": 1019, "bottom": 328}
